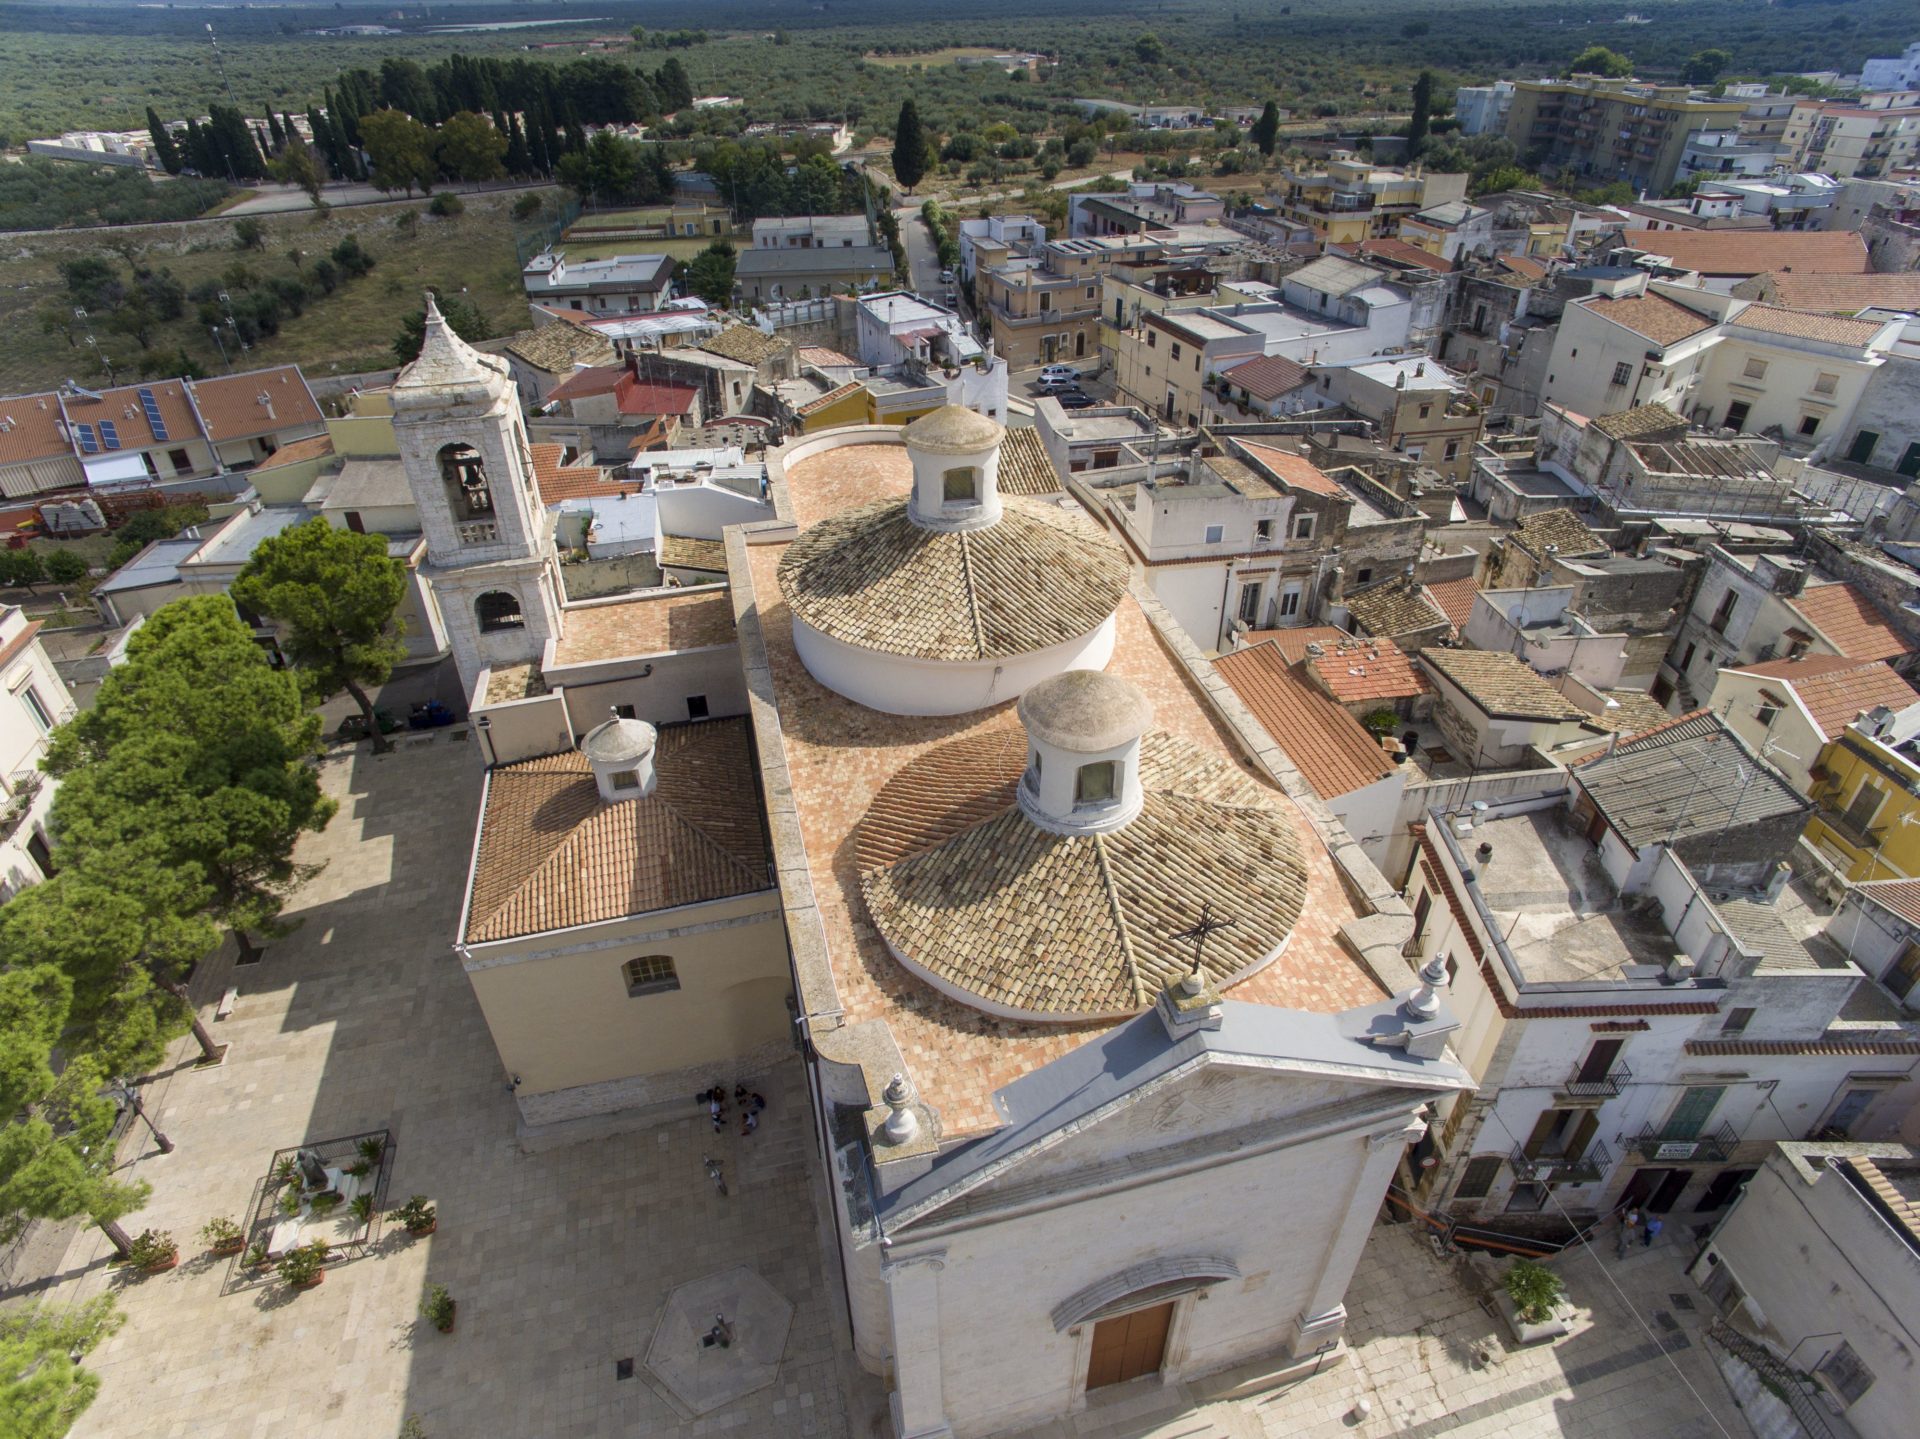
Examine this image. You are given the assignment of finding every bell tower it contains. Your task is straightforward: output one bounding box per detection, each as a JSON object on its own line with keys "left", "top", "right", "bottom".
{"left": 391, "top": 295, "right": 564, "bottom": 700}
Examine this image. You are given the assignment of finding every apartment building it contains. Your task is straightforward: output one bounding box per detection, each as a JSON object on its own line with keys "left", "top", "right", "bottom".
{"left": 749, "top": 214, "right": 872, "bottom": 250}
{"left": 521, "top": 250, "right": 674, "bottom": 314}
{"left": 0, "top": 606, "right": 76, "bottom": 898}
{"left": 956, "top": 213, "right": 1047, "bottom": 285}
{"left": 977, "top": 235, "right": 1163, "bottom": 369}
{"left": 1504, "top": 76, "right": 1748, "bottom": 196}
{"left": 1454, "top": 81, "right": 1515, "bottom": 137}
{"left": 1303, "top": 356, "right": 1485, "bottom": 486}
{"left": 1067, "top": 182, "right": 1224, "bottom": 238}
{"left": 1275, "top": 159, "right": 1470, "bottom": 246}
{"left": 1803, "top": 702, "right": 1920, "bottom": 882}
{"left": 1782, "top": 99, "right": 1920, "bottom": 180}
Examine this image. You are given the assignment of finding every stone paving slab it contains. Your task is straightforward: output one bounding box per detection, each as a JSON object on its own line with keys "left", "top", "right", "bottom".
{"left": 28, "top": 741, "right": 853, "bottom": 1439}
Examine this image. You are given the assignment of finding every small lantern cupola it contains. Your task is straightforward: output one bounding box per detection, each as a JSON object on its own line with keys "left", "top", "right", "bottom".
{"left": 1016, "top": 670, "right": 1154, "bottom": 836}
{"left": 902, "top": 404, "right": 1006, "bottom": 533}
{"left": 580, "top": 709, "right": 658, "bottom": 802}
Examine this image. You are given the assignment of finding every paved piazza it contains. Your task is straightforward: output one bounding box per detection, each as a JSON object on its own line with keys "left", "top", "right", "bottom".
{"left": 39, "top": 736, "right": 861, "bottom": 1439}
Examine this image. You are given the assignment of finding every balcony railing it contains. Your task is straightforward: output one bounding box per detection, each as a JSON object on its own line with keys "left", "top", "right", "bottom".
{"left": 456, "top": 521, "right": 500, "bottom": 546}
{"left": 1510, "top": 1138, "right": 1612, "bottom": 1186}
{"left": 1558, "top": 1059, "right": 1632, "bottom": 1101}
{"left": 1624, "top": 1122, "right": 1738, "bottom": 1165}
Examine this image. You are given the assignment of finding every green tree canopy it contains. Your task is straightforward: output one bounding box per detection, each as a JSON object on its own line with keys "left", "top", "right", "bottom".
{"left": 0, "top": 1296, "right": 123, "bottom": 1439}
{"left": 359, "top": 109, "right": 436, "bottom": 196}
{"left": 1252, "top": 101, "right": 1281, "bottom": 159}
{"left": 892, "top": 100, "right": 928, "bottom": 193}
{"left": 232, "top": 518, "right": 408, "bottom": 755}
{"left": 682, "top": 242, "right": 738, "bottom": 309}
{"left": 434, "top": 110, "right": 507, "bottom": 183}
{"left": 1566, "top": 45, "right": 1633, "bottom": 79}
{"left": 1407, "top": 71, "right": 1434, "bottom": 155}
{"left": 1683, "top": 49, "right": 1732, "bottom": 86}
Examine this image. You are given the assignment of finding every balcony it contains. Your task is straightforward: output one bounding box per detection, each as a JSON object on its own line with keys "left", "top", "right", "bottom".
{"left": 1624, "top": 1122, "right": 1738, "bottom": 1165}
{"left": 1812, "top": 803, "right": 1881, "bottom": 852}
{"left": 1510, "top": 1138, "right": 1612, "bottom": 1185}
{"left": 1557, "top": 1059, "right": 1632, "bottom": 1102}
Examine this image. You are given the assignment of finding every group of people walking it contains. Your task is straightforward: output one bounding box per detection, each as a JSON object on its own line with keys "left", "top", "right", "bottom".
{"left": 703, "top": 1084, "right": 768, "bottom": 1136}
{"left": 1613, "top": 1204, "right": 1663, "bottom": 1257}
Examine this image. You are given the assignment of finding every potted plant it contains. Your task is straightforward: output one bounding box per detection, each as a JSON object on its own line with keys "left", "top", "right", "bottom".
{"left": 273, "top": 1156, "right": 297, "bottom": 1185}
{"left": 309, "top": 1191, "right": 341, "bottom": 1215}
{"left": 1500, "top": 1258, "right": 1570, "bottom": 1343}
{"left": 278, "top": 1186, "right": 304, "bottom": 1217}
{"left": 245, "top": 1240, "right": 270, "bottom": 1270}
{"left": 127, "top": 1229, "right": 179, "bottom": 1273}
{"left": 200, "top": 1217, "right": 246, "bottom": 1257}
{"left": 356, "top": 1136, "right": 385, "bottom": 1166}
{"left": 278, "top": 1239, "right": 329, "bottom": 1290}
{"left": 395, "top": 1196, "right": 437, "bottom": 1237}
{"left": 421, "top": 1283, "right": 456, "bottom": 1334}
{"left": 350, "top": 1193, "right": 374, "bottom": 1225}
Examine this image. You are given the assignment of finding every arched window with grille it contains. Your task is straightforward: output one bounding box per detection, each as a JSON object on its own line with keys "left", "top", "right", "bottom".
{"left": 475, "top": 591, "right": 524, "bottom": 633}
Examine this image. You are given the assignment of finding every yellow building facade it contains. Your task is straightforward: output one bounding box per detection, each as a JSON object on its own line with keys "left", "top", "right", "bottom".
{"left": 1805, "top": 726, "right": 1920, "bottom": 881}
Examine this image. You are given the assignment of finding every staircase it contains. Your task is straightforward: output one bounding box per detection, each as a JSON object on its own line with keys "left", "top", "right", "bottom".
{"left": 1707, "top": 1319, "right": 1851, "bottom": 1439}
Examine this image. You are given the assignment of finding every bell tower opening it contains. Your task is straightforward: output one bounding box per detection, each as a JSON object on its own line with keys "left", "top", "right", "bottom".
{"left": 440, "top": 442, "right": 495, "bottom": 522}
{"left": 476, "top": 591, "right": 525, "bottom": 633}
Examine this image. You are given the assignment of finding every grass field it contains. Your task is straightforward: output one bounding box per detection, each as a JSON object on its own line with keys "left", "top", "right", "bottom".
{"left": 0, "top": 189, "right": 560, "bottom": 394}
{"left": 863, "top": 48, "right": 1019, "bottom": 68}
{"left": 557, "top": 234, "right": 725, "bottom": 263}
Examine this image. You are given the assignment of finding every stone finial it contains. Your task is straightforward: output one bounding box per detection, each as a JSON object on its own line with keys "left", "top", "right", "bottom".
{"left": 881, "top": 1072, "right": 919, "bottom": 1144}
{"left": 1403, "top": 952, "right": 1449, "bottom": 1022}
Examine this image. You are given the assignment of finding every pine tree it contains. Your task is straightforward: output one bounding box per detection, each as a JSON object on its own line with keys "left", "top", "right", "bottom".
{"left": 892, "top": 100, "right": 928, "bottom": 193}
{"left": 145, "top": 108, "right": 182, "bottom": 175}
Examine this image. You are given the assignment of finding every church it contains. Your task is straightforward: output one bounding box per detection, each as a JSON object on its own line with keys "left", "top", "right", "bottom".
{"left": 392, "top": 299, "right": 1473, "bottom": 1434}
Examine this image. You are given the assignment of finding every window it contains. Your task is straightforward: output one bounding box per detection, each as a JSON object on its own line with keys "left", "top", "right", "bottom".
{"left": 1844, "top": 780, "right": 1884, "bottom": 833}
{"left": 1756, "top": 703, "right": 1780, "bottom": 728}
{"left": 475, "top": 591, "right": 524, "bottom": 633}
{"left": 1237, "top": 583, "right": 1262, "bottom": 624}
{"left": 1170, "top": 343, "right": 1182, "bottom": 362}
{"left": 1074, "top": 761, "right": 1117, "bottom": 806}
{"left": 1277, "top": 587, "right": 1302, "bottom": 618}
{"left": 686, "top": 694, "right": 710, "bottom": 721}
{"left": 614, "top": 704, "right": 637, "bottom": 720}
{"left": 1444, "top": 439, "right": 1460, "bottom": 462}
{"left": 168, "top": 448, "right": 192, "bottom": 475}
{"left": 942, "top": 466, "right": 979, "bottom": 503}
{"left": 1815, "top": 1341, "right": 1875, "bottom": 1407}
{"left": 1799, "top": 415, "right": 1821, "bottom": 437}
{"left": 1292, "top": 514, "right": 1315, "bottom": 541}
{"left": 1454, "top": 1155, "right": 1502, "bottom": 1201}
{"left": 1255, "top": 518, "right": 1273, "bottom": 541}
{"left": 1418, "top": 403, "right": 1432, "bottom": 420}
{"left": 1607, "top": 361, "right": 1631, "bottom": 388}
{"left": 1680, "top": 642, "right": 1698, "bottom": 671}
{"left": 1356, "top": 567, "right": 1373, "bottom": 585}
{"left": 1724, "top": 400, "right": 1751, "bottom": 431}
{"left": 1203, "top": 523, "right": 1225, "bottom": 544}
{"left": 1709, "top": 591, "right": 1736, "bottom": 634}
{"left": 609, "top": 770, "right": 641, "bottom": 792}
{"left": 622, "top": 954, "right": 680, "bottom": 997}
{"left": 1813, "top": 371, "right": 1838, "bottom": 396}
{"left": 1148, "top": 330, "right": 1157, "bottom": 349}
{"left": 1721, "top": 1007, "right": 1755, "bottom": 1035}
{"left": 1660, "top": 1085, "right": 1725, "bottom": 1140}
{"left": 1742, "top": 356, "right": 1768, "bottom": 380}
{"left": 20, "top": 686, "right": 53, "bottom": 734}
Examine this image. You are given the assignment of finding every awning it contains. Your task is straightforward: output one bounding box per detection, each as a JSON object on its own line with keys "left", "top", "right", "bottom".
{"left": 82, "top": 453, "right": 151, "bottom": 487}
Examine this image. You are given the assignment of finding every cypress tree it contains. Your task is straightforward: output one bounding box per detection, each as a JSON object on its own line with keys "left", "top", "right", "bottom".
{"left": 1252, "top": 101, "right": 1280, "bottom": 158}
{"left": 505, "top": 114, "right": 532, "bottom": 178}
{"left": 892, "top": 100, "right": 928, "bottom": 193}
{"left": 267, "top": 112, "right": 286, "bottom": 150}
{"left": 146, "top": 107, "right": 182, "bottom": 175}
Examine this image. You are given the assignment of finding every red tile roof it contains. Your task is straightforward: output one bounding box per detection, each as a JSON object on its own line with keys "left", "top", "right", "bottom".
{"left": 615, "top": 375, "right": 699, "bottom": 417}
{"left": 1423, "top": 576, "right": 1480, "bottom": 632}
{"left": 1238, "top": 441, "right": 1343, "bottom": 496}
{"left": 1305, "top": 634, "right": 1431, "bottom": 705}
{"left": 1214, "top": 642, "right": 1394, "bottom": 800}
{"left": 1218, "top": 354, "right": 1311, "bottom": 401}
{"left": 1788, "top": 583, "right": 1907, "bottom": 663}
{"left": 529, "top": 442, "right": 623, "bottom": 505}
{"left": 188, "top": 365, "right": 324, "bottom": 440}
{"left": 1334, "top": 237, "right": 1454, "bottom": 273}
{"left": 1685, "top": 1038, "right": 1920, "bottom": 1056}
{"left": 1499, "top": 255, "right": 1550, "bottom": 282}
{"left": 0, "top": 393, "right": 75, "bottom": 466}
{"left": 1857, "top": 877, "right": 1920, "bottom": 929}
{"left": 1240, "top": 625, "right": 1349, "bottom": 665}
{"left": 545, "top": 365, "right": 626, "bottom": 403}
{"left": 1585, "top": 292, "right": 1717, "bottom": 345}
{"left": 61, "top": 379, "right": 197, "bottom": 454}
{"left": 1621, "top": 228, "right": 1871, "bottom": 278}
{"left": 1726, "top": 656, "right": 1918, "bottom": 739}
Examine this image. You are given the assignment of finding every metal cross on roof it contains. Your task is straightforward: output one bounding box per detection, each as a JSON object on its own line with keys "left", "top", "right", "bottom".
{"left": 1171, "top": 901, "right": 1238, "bottom": 981}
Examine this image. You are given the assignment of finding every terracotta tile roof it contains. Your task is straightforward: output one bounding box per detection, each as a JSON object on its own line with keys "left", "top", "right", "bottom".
{"left": 1684, "top": 1038, "right": 1920, "bottom": 1057}
{"left": 1727, "top": 656, "right": 1918, "bottom": 739}
{"left": 464, "top": 718, "right": 773, "bottom": 944}
{"left": 1499, "top": 254, "right": 1549, "bottom": 283}
{"left": 1214, "top": 642, "right": 1394, "bottom": 799}
{"left": 797, "top": 380, "right": 865, "bottom": 416}
{"left": 61, "top": 378, "right": 197, "bottom": 454}
{"left": 1743, "top": 271, "right": 1920, "bottom": 314}
{"left": 1237, "top": 441, "right": 1343, "bottom": 496}
{"left": 0, "top": 393, "right": 75, "bottom": 465}
{"left": 1584, "top": 292, "right": 1717, "bottom": 346}
{"left": 1590, "top": 689, "right": 1674, "bottom": 736}
{"left": 1787, "top": 583, "right": 1906, "bottom": 662}
{"left": 1422, "top": 648, "right": 1589, "bottom": 722}
{"left": 858, "top": 729, "right": 1310, "bottom": 1016}
{"left": 1423, "top": 576, "right": 1480, "bottom": 631}
{"left": 997, "top": 426, "right": 1061, "bottom": 496}
{"left": 1728, "top": 303, "right": 1891, "bottom": 348}
{"left": 797, "top": 345, "right": 858, "bottom": 369}
{"left": 1591, "top": 403, "right": 1687, "bottom": 441}
{"left": 1345, "top": 580, "right": 1449, "bottom": 641}
{"left": 1346, "top": 237, "right": 1453, "bottom": 272}
{"left": 549, "top": 590, "right": 736, "bottom": 667}
{"left": 1510, "top": 506, "right": 1607, "bottom": 561}
{"left": 1857, "top": 877, "right": 1920, "bottom": 928}
{"left": 777, "top": 496, "right": 1129, "bottom": 663}
{"left": 500, "top": 324, "right": 617, "bottom": 373}
{"left": 1217, "top": 354, "right": 1311, "bottom": 401}
{"left": 615, "top": 376, "right": 699, "bottom": 417}
{"left": 188, "top": 366, "right": 324, "bottom": 440}
{"left": 529, "top": 442, "right": 622, "bottom": 505}
{"left": 657, "top": 534, "right": 727, "bottom": 572}
{"left": 698, "top": 325, "right": 792, "bottom": 367}
{"left": 252, "top": 434, "right": 335, "bottom": 470}
{"left": 545, "top": 365, "right": 626, "bottom": 403}
{"left": 1847, "top": 1159, "right": 1920, "bottom": 1248}
{"left": 1622, "top": 228, "right": 1871, "bottom": 278}
{"left": 1304, "top": 634, "right": 1430, "bottom": 705}
{"left": 1241, "top": 625, "right": 1349, "bottom": 665}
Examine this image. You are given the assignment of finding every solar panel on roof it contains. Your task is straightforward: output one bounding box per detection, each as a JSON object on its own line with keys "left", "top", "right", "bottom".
{"left": 98, "top": 420, "right": 120, "bottom": 450}
{"left": 137, "top": 387, "right": 169, "bottom": 441}
{"left": 75, "top": 423, "right": 98, "bottom": 453}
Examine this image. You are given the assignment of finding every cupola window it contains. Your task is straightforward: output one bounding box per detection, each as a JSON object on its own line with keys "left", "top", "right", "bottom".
{"left": 942, "top": 467, "right": 979, "bottom": 503}
{"left": 1075, "top": 761, "right": 1117, "bottom": 806}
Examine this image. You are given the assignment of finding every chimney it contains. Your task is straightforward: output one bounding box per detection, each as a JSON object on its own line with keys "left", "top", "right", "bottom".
{"left": 1764, "top": 861, "right": 1792, "bottom": 905}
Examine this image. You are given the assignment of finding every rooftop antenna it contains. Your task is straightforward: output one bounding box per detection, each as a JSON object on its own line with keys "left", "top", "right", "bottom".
{"left": 1170, "top": 901, "right": 1237, "bottom": 994}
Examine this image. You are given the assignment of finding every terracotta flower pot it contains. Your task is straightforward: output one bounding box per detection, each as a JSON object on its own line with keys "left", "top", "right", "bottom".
{"left": 298, "top": 1271, "right": 325, "bottom": 1290}
{"left": 407, "top": 1220, "right": 437, "bottom": 1238}
{"left": 144, "top": 1255, "right": 179, "bottom": 1273}
{"left": 210, "top": 1241, "right": 245, "bottom": 1257}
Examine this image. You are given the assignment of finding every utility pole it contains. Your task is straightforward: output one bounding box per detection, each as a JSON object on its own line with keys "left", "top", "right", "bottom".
{"left": 206, "top": 22, "right": 239, "bottom": 109}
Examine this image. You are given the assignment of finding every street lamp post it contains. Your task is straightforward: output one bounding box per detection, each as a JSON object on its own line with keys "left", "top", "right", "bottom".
{"left": 114, "top": 1080, "right": 174, "bottom": 1155}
